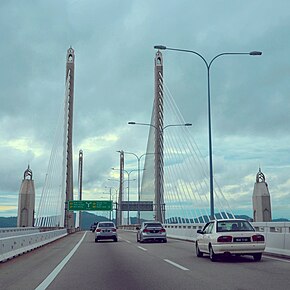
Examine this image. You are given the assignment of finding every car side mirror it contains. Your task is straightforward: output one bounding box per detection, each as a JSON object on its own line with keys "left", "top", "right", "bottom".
{"left": 197, "top": 229, "right": 203, "bottom": 234}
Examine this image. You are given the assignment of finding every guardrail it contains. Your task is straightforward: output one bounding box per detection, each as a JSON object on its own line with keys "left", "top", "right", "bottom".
{"left": 0, "top": 229, "right": 67, "bottom": 262}
{"left": 164, "top": 222, "right": 290, "bottom": 257}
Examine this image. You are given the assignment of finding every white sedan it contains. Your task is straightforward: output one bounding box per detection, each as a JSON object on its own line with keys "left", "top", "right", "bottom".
{"left": 195, "top": 219, "right": 265, "bottom": 262}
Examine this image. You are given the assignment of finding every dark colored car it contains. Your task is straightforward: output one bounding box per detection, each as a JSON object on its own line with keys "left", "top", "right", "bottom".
{"left": 90, "top": 222, "right": 98, "bottom": 232}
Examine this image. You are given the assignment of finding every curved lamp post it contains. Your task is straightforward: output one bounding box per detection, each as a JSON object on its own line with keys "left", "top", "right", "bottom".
{"left": 119, "top": 150, "right": 155, "bottom": 224}
{"left": 154, "top": 45, "right": 262, "bottom": 219}
{"left": 112, "top": 167, "right": 137, "bottom": 224}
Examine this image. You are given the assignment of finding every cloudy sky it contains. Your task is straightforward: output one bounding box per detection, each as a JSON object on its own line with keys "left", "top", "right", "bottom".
{"left": 0, "top": 0, "right": 290, "bottom": 220}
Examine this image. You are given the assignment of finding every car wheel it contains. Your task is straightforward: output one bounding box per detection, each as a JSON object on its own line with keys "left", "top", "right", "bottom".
{"left": 95, "top": 238, "right": 98, "bottom": 243}
{"left": 253, "top": 253, "right": 262, "bottom": 262}
{"left": 163, "top": 239, "right": 167, "bottom": 243}
{"left": 196, "top": 242, "right": 203, "bottom": 257}
{"left": 209, "top": 245, "right": 217, "bottom": 262}
{"left": 137, "top": 235, "right": 140, "bottom": 242}
{"left": 113, "top": 237, "right": 118, "bottom": 242}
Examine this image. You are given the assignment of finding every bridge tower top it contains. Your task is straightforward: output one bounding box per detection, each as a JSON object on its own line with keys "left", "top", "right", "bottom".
{"left": 24, "top": 165, "right": 33, "bottom": 180}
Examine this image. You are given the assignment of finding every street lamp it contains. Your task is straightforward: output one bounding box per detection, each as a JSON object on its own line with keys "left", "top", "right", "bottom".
{"left": 112, "top": 167, "right": 137, "bottom": 224}
{"left": 119, "top": 150, "right": 155, "bottom": 224}
{"left": 154, "top": 45, "right": 262, "bottom": 219}
{"left": 128, "top": 121, "right": 192, "bottom": 131}
{"left": 128, "top": 121, "right": 192, "bottom": 223}
{"left": 104, "top": 186, "right": 119, "bottom": 220}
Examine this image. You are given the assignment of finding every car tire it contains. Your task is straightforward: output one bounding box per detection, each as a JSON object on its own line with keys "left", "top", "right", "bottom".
{"left": 95, "top": 238, "right": 98, "bottom": 243}
{"left": 196, "top": 242, "right": 203, "bottom": 257}
{"left": 163, "top": 239, "right": 167, "bottom": 243}
{"left": 113, "top": 237, "right": 118, "bottom": 242}
{"left": 253, "top": 253, "right": 262, "bottom": 262}
{"left": 137, "top": 235, "right": 140, "bottom": 242}
{"left": 209, "top": 245, "right": 217, "bottom": 262}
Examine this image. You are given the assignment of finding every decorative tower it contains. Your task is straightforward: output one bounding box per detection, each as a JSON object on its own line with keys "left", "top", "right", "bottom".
{"left": 154, "top": 50, "right": 164, "bottom": 223}
{"left": 64, "top": 47, "right": 75, "bottom": 230}
{"left": 252, "top": 168, "right": 272, "bottom": 222}
{"left": 17, "top": 166, "right": 35, "bottom": 227}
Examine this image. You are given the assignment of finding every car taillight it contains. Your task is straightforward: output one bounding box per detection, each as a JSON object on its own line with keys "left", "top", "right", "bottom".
{"left": 252, "top": 234, "right": 265, "bottom": 242}
{"left": 160, "top": 228, "right": 166, "bottom": 233}
{"left": 217, "top": 236, "right": 233, "bottom": 242}
{"left": 143, "top": 229, "right": 150, "bottom": 233}
{"left": 96, "top": 229, "right": 101, "bottom": 232}
{"left": 112, "top": 228, "right": 116, "bottom": 232}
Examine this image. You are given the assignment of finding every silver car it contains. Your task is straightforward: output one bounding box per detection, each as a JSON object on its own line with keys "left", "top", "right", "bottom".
{"left": 137, "top": 221, "right": 167, "bottom": 243}
{"left": 95, "top": 221, "right": 118, "bottom": 242}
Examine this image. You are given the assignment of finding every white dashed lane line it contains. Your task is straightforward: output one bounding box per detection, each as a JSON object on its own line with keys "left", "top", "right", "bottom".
{"left": 138, "top": 246, "right": 148, "bottom": 251}
{"left": 164, "top": 259, "right": 189, "bottom": 271}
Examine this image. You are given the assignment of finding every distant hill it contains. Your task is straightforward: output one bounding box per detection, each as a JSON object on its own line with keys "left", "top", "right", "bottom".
{"left": 80, "top": 212, "right": 112, "bottom": 230}
{"left": 0, "top": 216, "right": 17, "bottom": 227}
{"left": 0, "top": 213, "right": 111, "bottom": 229}
{"left": 272, "top": 218, "right": 289, "bottom": 222}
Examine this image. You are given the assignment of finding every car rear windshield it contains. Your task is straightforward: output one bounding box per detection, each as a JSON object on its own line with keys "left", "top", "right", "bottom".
{"left": 98, "top": 223, "right": 115, "bottom": 228}
{"left": 144, "top": 223, "right": 162, "bottom": 228}
{"left": 217, "top": 221, "right": 255, "bottom": 232}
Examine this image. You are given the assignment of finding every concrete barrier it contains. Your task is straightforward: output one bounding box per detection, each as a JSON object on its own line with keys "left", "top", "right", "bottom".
{"left": 0, "top": 229, "right": 67, "bottom": 262}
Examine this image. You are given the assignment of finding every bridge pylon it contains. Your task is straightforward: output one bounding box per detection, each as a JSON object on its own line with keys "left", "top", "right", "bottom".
{"left": 154, "top": 50, "right": 165, "bottom": 223}
{"left": 64, "top": 47, "right": 75, "bottom": 230}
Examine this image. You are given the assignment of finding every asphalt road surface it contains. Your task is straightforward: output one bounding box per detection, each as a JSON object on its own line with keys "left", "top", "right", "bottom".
{"left": 1, "top": 230, "right": 290, "bottom": 290}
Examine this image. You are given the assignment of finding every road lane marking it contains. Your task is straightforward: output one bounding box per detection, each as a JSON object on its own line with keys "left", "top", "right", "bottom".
{"left": 164, "top": 259, "right": 189, "bottom": 271}
{"left": 35, "top": 232, "right": 87, "bottom": 290}
{"left": 138, "top": 246, "right": 148, "bottom": 251}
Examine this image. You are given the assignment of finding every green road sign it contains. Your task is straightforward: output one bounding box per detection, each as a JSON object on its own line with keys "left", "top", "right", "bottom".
{"left": 68, "top": 200, "right": 112, "bottom": 211}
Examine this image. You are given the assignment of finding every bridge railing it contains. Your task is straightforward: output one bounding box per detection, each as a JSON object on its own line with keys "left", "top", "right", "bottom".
{"left": 164, "top": 222, "right": 290, "bottom": 257}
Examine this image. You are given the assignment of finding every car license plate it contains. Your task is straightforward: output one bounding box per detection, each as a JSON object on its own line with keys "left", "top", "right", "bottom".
{"left": 234, "top": 237, "right": 250, "bottom": 242}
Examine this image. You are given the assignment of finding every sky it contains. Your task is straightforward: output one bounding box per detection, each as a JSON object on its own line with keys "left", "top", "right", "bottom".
{"left": 0, "top": 0, "right": 290, "bottom": 220}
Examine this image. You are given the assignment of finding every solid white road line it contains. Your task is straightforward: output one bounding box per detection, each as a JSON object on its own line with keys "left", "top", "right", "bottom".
{"left": 35, "top": 232, "right": 87, "bottom": 290}
{"left": 138, "top": 246, "right": 148, "bottom": 251}
{"left": 164, "top": 259, "right": 189, "bottom": 271}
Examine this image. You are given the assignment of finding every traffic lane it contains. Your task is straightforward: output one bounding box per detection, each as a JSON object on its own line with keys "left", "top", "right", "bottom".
{"left": 47, "top": 231, "right": 210, "bottom": 290}
{"left": 0, "top": 231, "right": 85, "bottom": 290}
{"left": 119, "top": 230, "right": 290, "bottom": 290}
